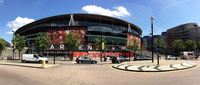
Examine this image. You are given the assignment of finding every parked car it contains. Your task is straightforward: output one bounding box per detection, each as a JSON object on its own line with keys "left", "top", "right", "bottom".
{"left": 165, "top": 55, "right": 178, "bottom": 60}
{"left": 21, "top": 54, "right": 48, "bottom": 63}
{"left": 111, "top": 56, "right": 120, "bottom": 63}
{"left": 134, "top": 54, "right": 152, "bottom": 61}
{"left": 76, "top": 56, "right": 97, "bottom": 64}
{"left": 111, "top": 56, "right": 129, "bottom": 63}
{"left": 118, "top": 56, "right": 130, "bottom": 62}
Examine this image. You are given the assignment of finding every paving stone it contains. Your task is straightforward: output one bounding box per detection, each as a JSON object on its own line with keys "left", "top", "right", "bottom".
{"left": 140, "top": 66, "right": 158, "bottom": 71}
{"left": 158, "top": 65, "right": 175, "bottom": 71}
{"left": 172, "top": 64, "right": 187, "bottom": 69}
{"left": 181, "top": 63, "right": 190, "bottom": 67}
{"left": 0, "top": 62, "right": 57, "bottom": 69}
{"left": 185, "top": 62, "right": 196, "bottom": 66}
{"left": 118, "top": 64, "right": 129, "bottom": 70}
{"left": 112, "top": 64, "right": 119, "bottom": 68}
{"left": 112, "top": 61, "right": 197, "bottom": 72}
{"left": 127, "top": 66, "right": 141, "bottom": 71}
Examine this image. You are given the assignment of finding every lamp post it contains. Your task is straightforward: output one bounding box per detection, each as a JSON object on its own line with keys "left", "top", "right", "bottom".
{"left": 151, "top": 16, "right": 155, "bottom": 63}
{"left": 100, "top": 31, "right": 103, "bottom": 62}
{"left": 140, "top": 35, "right": 143, "bottom": 56}
{"left": 156, "top": 46, "right": 160, "bottom": 65}
{"left": 12, "top": 30, "right": 15, "bottom": 60}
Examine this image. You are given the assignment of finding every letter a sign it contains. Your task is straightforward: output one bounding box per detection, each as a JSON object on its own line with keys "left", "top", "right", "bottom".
{"left": 50, "top": 45, "right": 55, "bottom": 50}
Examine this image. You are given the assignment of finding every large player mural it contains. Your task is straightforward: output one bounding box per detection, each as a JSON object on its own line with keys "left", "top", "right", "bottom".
{"left": 127, "top": 33, "right": 141, "bottom": 49}
{"left": 48, "top": 28, "right": 66, "bottom": 44}
{"left": 48, "top": 27, "right": 86, "bottom": 45}
{"left": 46, "top": 27, "right": 139, "bottom": 58}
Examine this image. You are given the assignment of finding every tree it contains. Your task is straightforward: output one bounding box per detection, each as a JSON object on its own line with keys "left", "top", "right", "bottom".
{"left": 64, "top": 32, "right": 80, "bottom": 50}
{"left": 34, "top": 32, "right": 51, "bottom": 56}
{"left": 127, "top": 39, "right": 139, "bottom": 60}
{"left": 128, "top": 39, "right": 139, "bottom": 53}
{"left": 0, "top": 38, "right": 7, "bottom": 57}
{"left": 172, "top": 40, "right": 185, "bottom": 56}
{"left": 64, "top": 32, "right": 80, "bottom": 60}
{"left": 184, "top": 40, "right": 196, "bottom": 51}
{"left": 196, "top": 40, "right": 200, "bottom": 52}
{"left": 94, "top": 36, "right": 106, "bottom": 50}
{"left": 94, "top": 36, "right": 106, "bottom": 61}
{"left": 13, "top": 34, "right": 26, "bottom": 59}
{"left": 101, "top": 36, "right": 106, "bottom": 50}
{"left": 154, "top": 38, "right": 165, "bottom": 54}
{"left": 131, "top": 41, "right": 139, "bottom": 52}
{"left": 94, "top": 36, "right": 101, "bottom": 50}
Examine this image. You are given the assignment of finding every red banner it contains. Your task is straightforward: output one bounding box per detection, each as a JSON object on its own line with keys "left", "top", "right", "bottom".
{"left": 72, "top": 51, "right": 135, "bottom": 58}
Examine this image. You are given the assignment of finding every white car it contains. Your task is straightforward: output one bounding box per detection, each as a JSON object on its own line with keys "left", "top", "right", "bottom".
{"left": 21, "top": 54, "right": 48, "bottom": 63}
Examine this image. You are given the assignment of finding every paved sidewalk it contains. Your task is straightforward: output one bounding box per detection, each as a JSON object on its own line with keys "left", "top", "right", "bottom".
{"left": 0, "top": 60, "right": 58, "bottom": 69}
{"left": 112, "top": 61, "right": 196, "bottom": 72}
{"left": 0, "top": 59, "right": 112, "bottom": 69}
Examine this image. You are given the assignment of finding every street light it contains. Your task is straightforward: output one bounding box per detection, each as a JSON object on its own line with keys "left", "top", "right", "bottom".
{"left": 12, "top": 30, "right": 15, "bottom": 60}
{"left": 140, "top": 35, "right": 143, "bottom": 56}
{"left": 156, "top": 46, "right": 160, "bottom": 65}
{"left": 151, "top": 16, "right": 155, "bottom": 63}
{"left": 11, "top": 22, "right": 16, "bottom": 60}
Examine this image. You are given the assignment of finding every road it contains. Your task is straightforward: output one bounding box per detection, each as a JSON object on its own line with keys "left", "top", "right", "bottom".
{"left": 0, "top": 61, "right": 200, "bottom": 85}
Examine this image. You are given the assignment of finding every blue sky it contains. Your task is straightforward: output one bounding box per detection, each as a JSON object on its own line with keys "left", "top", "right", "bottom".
{"left": 0, "top": 0, "right": 200, "bottom": 43}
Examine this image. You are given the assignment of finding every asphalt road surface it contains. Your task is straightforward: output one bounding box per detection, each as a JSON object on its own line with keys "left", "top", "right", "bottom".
{"left": 0, "top": 61, "right": 200, "bottom": 85}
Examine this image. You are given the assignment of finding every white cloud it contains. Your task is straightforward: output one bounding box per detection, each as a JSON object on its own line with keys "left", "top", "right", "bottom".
{"left": 7, "top": 17, "right": 35, "bottom": 34}
{"left": 0, "top": 0, "right": 3, "bottom": 4}
{"left": 6, "top": 31, "right": 13, "bottom": 35}
{"left": 162, "top": 0, "right": 189, "bottom": 10}
{"left": 82, "top": 5, "right": 131, "bottom": 17}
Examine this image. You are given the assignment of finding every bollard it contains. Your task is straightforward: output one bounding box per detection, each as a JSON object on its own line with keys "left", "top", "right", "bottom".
{"left": 42, "top": 60, "right": 46, "bottom": 68}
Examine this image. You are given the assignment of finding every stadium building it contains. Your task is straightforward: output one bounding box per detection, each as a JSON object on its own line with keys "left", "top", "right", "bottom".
{"left": 15, "top": 14, "right": 142, "bottom": 58}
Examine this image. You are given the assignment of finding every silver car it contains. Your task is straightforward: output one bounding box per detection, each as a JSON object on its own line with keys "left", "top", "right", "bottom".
{"left": 165, "top": 55, "right": 178, "bottom": 60}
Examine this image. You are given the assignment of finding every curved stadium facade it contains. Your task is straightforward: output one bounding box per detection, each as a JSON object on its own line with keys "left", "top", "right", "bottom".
{"left": 15, "top": 14, "right": 142, "bottom": 57}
